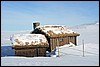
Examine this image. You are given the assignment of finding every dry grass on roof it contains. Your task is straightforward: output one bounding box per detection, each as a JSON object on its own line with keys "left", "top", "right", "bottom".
{"left": 42, "top": 25, "right": 63, "bottom": 28}
{"left": 33, "top": 25, "right": 80, "bottom": 37}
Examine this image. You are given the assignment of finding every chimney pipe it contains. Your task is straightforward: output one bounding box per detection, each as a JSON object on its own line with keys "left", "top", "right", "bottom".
{"left": 33, "top": 22, "right": 40, "bottom": 30}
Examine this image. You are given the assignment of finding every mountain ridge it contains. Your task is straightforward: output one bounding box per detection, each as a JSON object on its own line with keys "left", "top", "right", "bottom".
{"left": 68, "top": 21, "right": 99, "bottom": 29}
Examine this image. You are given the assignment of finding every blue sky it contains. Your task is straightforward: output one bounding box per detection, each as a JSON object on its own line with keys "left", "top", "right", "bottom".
{"left": 1, "top": 1, "right": 99, "bottom": 31}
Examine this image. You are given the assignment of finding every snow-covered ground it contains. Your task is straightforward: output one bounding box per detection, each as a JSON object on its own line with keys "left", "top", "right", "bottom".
{"left": 1, "top": 22, "right": 99, "bottom": 66}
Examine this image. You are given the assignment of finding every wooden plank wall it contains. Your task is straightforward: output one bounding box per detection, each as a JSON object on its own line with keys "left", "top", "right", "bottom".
{"left": 14, "top": 47, "right": 47, "bottom": 57}
{"left": 49, "top": 36, "right": 77, "bottom": 52}
{"left": 68, "top": 36, "right": 77, "bottom": 45}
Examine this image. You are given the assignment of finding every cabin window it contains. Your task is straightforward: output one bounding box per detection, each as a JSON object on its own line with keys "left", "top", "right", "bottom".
{"left": 60, "top": 38, "right": 63, "bottom": 42}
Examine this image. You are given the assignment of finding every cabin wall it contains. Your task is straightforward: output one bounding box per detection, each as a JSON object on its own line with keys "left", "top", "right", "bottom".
{"left": 13, "top": 45, "right": 48, "bottom": 57}
{"left": 48, "top": 36, "right": 78, "bottom": 52}
{"left": 49, "top": 38, "right": 57, "bottom": 52}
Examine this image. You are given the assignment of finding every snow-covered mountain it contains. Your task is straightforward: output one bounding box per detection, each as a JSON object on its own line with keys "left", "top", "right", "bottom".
{"left": 70, "top": 21, "right": 99, "bottom": 29}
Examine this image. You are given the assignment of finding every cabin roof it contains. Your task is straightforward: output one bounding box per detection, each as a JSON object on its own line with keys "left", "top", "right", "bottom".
{"left": 33, "top": 25, "right": 80, "bottom": 37}
{"left": 11, "top": 34, "right": 48, "bottom": 46}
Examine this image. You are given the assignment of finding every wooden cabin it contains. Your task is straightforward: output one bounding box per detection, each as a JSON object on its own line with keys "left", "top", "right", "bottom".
{"left": 12, "top": 34, "right": 49, "bottom": 57}
{"left": 31, "top": 25, "right": 80, "bottom": 52}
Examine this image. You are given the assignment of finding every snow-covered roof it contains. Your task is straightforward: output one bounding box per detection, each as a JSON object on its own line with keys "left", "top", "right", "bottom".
{"left": 11, "top": 34, "right": 48, "bottom": 46}
{"left": 34, "top": 25, "right": 80, "bottom": 37}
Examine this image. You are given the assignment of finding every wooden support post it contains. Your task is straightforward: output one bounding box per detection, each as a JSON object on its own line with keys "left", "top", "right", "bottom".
{"left": 82, "top": 40, "right": 85, "bottom": 57}
{"left": 75, "top": 36, "right": 77, "bottom": 45}
{"left": 36, "top": 46, "right": 38, "bottom": 57}
{"left": 57, "top": 39, "right": 60, "bottom": 57}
